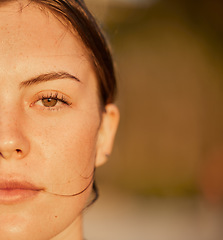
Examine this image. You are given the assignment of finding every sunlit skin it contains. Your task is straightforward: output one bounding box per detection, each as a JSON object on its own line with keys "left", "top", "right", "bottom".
{"left": 0, "top": 2, "right": 119, "bottom": 240}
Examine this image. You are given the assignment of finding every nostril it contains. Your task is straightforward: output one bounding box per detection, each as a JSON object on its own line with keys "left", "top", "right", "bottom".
{"left": 15, "top": 149, "right": 23, "bottom": 158}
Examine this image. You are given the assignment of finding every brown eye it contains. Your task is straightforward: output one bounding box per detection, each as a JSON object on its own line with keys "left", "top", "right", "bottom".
{"left": 33, "top": 92, "right": 71, "bottom": 110}
{"left": 42, "top": 98, "right": 58, "bottom": 107}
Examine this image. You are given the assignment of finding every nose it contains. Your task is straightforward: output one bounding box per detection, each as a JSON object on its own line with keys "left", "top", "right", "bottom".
{"left": 0, "top": 118, "right": 30, "bottom": 160}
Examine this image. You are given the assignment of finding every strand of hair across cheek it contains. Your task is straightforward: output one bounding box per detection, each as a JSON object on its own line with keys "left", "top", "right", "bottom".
{"left": 40, "top": 170, "right": 95, "bottom": 197}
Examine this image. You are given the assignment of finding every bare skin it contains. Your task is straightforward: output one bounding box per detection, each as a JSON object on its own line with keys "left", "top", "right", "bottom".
{"left": 0, "top": 2, "right": 119, "bottom": 240}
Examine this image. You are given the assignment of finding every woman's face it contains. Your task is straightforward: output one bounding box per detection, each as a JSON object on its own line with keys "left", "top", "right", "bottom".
{"left": 0, "top": 2, "right": 118, "bottom": 240}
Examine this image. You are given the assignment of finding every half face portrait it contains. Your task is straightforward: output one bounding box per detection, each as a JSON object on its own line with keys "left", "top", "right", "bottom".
{"left": 0, "top": 1, "right": 119, "bottom": 239}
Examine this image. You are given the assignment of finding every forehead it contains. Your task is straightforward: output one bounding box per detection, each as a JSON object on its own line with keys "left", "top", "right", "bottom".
{"left": 0, "top": 2, "right": 90, "bottom": 69}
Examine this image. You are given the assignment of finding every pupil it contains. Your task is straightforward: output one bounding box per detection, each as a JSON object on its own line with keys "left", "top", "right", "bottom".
{"left": 42, "top": 98, "right": 57, "bottom": 107}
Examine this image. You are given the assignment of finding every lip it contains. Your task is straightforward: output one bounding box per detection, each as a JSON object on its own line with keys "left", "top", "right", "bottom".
{"left": 0, "top": 180, "right": 43, "bottom": 204}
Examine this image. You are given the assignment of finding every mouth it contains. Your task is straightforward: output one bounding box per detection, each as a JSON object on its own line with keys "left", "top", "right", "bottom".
{"left": 0, "top": 180, "right": 43, "bottom": 204}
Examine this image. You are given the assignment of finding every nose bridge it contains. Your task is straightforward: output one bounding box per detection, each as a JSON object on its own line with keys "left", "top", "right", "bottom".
{"left": 0, "top": 100, "right": 30, "bottom": 160}
{"left": 0, "top": 102, "right": 20, "bottom": 133}
{"left": 0, "top": 112, "right": 20, "bottom": 142}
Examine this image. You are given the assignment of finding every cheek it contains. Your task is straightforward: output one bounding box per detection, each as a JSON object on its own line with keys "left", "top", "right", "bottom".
{"left": 26, "top": 110, "right": 100, "bottom": 195}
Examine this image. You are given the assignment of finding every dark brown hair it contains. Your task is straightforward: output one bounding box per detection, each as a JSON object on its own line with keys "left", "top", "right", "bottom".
{"left": 33, "top": 0, "right": 117, "bottom": 106}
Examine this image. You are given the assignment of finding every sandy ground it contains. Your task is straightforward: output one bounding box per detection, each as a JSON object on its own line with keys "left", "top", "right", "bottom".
{"left": 84, "top": 185, "right": 223, "bottom": 240}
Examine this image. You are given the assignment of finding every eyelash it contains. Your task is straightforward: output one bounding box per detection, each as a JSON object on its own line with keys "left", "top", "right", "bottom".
{"left": 33, "top": 92, "right": 72, "bottom": 111}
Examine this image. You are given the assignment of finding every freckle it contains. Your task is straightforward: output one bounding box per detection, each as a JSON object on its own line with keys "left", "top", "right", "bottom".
{"left": 55, "top": 216, "right": 58, "bottom": 218}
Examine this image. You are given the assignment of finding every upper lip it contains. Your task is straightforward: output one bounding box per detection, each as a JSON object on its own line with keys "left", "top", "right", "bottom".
{"left": 0, "top": 180, "right": 43, "bottom": 191}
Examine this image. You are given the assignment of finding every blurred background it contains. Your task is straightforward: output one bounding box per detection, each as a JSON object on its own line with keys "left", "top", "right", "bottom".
{"left": 83, "top": 0, "right": 223, "bottom": 239}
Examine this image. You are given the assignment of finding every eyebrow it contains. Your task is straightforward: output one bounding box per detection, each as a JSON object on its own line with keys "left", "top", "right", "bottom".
{"left": 19, "top": 71, "right": 81, "bottom": 89}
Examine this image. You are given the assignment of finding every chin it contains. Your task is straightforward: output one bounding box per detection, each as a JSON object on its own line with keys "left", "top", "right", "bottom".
{"left": 0, "top": 217, "right": 31, "bottom": 240}
{"left": 0, "top": 213, "right": 50, "bottom": 240}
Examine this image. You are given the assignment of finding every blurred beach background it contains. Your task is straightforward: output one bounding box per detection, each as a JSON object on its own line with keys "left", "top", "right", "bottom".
{"left": 83, "top": 0, "right": 223, "bottom": 239}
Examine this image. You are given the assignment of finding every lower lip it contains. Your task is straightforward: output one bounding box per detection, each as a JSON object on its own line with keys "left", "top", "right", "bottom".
{"left": 0, "top": 189, "right": 40, "bottom": 204}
